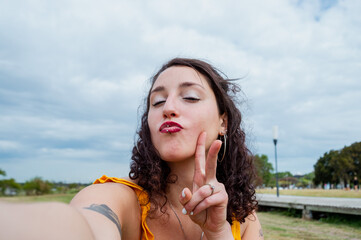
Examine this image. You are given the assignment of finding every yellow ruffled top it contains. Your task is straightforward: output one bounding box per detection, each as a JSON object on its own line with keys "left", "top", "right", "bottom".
{"left": 94, "top": 175, "right": 241, "bottom": 240}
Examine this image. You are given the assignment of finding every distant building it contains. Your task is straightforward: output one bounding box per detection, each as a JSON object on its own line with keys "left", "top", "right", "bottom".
{"left": 293, "top": 174, "right": 305, "bottom": 179}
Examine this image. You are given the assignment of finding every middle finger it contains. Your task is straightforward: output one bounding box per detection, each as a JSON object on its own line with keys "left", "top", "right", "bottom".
{"left": 205, "top": 140, "right": 222, "bottom": 183}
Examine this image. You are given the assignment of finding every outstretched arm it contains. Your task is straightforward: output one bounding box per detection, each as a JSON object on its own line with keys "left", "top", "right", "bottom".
{"left": 0, "top": 201, "right": 95, "bottom": 240}
{"left": 0, "top": 182, "right": 141, "bottom": 240}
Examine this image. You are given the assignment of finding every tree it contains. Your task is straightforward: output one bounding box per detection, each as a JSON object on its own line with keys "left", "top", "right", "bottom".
{"left": 253, "top": 154, "right": 274, "bottom": 187}
{"left": 314, "top": 150, "right": 336, "bottom": 186}
{"left": 0, "top": 178, "right": 21, "bottom": 195}
{"left": 303, "top": 172, "right": 315, "bottom": 180}
{"left": 276, "top": 171, "right": 293, "bottom": 179}
{"left": 296, "top": 177, "right": 311, "bottom": 188}
{"left": 342, "top": 142, "right": 361, "bottom": 179}
{"left": 268, "top": 171, "right": 293, "bottom": 188}
{"left": 296, "top": 172, "right": 315, "bottom": 188}
{"left": 0, "top": 169, "right": 22, "bottom": 196}
{"left": 279, "top": 177, "right": 298, "bottom": 188}
{"left": 23, "top": 177, "right": 53, "bottom": 196}
{"left": 331, "top": 150, "right": 354, "bottom": 188}
{"left": 314, "top": 142, "right": 361, "bottom": 188}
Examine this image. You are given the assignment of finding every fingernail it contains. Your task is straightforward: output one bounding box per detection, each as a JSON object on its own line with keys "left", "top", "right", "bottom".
{"left": 190, "top": 211, "right": 194, "bottom": 215}
{"left": 182, "top": 208, "right": 187, "bottom": 215}
{"left": 181, "top": 189, "right": 186, "bottom": 198}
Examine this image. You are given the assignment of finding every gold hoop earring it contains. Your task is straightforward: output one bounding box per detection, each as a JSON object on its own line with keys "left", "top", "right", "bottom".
{"left": 218, "top": 132, "right": 227, "bottom": 162}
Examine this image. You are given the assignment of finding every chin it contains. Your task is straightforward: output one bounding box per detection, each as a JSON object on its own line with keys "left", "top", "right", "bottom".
{"left": 159, "top": 150, "right": 194, "bottom": 163}
{"left": 155, "top": 139, "right": 196, "bottom": 162}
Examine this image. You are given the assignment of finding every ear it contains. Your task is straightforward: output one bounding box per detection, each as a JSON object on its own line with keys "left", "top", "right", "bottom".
{"left": 219, "top": 113, "right": 228, "bottom": 135}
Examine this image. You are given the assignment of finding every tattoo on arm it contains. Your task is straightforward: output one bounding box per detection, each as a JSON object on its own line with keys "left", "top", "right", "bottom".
{"left": 84, "top": 204, "right": 122, "bottom": 237}
{"left": 259, "top": 228, "right": 264, "bottom": 238}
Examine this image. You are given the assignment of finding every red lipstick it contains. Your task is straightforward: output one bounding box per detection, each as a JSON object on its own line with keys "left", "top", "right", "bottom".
{"left": 159, "top": 121, "right": 183, "bottom": 133}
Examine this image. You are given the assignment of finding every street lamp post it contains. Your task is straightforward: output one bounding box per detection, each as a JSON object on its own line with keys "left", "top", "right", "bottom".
{"left": 273, "top": 126, "right": 279, "bottom": 197}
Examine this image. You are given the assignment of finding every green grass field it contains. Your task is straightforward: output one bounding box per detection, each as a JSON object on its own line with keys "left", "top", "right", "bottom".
{"left": 1, "top": 190, "right": 361, "bottom": 240}
{"left": 258, "top": 211, "right": 361, "bottom": 240}
{"left": 0, "top": 193, "right": 77, "bottom": 203}
{"left": 257, "top": 189, "right": 361, "bottom": 239}
{"left": 257, "top": 188, "right": 361, "bottom": 198}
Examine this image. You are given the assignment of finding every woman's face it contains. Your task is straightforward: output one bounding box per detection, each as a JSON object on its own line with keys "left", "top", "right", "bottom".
{"left": 148, "top": 66, "right": 226, "bottom": 162}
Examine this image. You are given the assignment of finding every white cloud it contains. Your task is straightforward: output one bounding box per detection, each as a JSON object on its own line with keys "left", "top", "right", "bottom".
{"left": 0, "top": 140, "right": 22, "bottom": 151}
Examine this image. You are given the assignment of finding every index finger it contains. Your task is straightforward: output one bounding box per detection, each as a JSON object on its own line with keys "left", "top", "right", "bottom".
{"left": 205, "top": 140, "right": 222, "bottom": 182}
{"left": 193, "top": 132, "right": 207, "bottom": 192}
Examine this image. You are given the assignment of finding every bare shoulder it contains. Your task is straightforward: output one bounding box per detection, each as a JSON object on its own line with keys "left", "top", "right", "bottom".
{"left": 240, "top": 212, "right": 264, "bottom": 240}
{"left": 70, "top": 181, "right": 141, "bottom": 240}
{"left": 71, "top": 181, "right": 138, "bottom": 207}
{"left": 70, "top": 181, "right": 141, "bottom": 220}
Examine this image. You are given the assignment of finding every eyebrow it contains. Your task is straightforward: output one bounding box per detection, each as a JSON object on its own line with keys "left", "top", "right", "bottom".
{"left": 150, "top": 81, "right": 205, "bottom": 94}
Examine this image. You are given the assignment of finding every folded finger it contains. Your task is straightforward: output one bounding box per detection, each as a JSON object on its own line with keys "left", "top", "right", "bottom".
{"left": 191, "top": 192, "right": 227, "bottom": 216}
{"left": 179, "top": 188, "right": 192, "bottom": 205}
{"left": 178, "top": 188, "right": 193, "bottom": 215}
{"left": 183, "top": 183, "right": 215, "bottom": 214}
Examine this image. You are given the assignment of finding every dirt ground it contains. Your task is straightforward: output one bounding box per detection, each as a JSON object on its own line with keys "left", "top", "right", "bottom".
{"left": 258, "top": 211, "right": 361, "bottom": 240}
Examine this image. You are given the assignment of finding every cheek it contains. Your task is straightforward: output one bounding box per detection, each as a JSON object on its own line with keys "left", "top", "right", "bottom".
{"left": 147, "top": 111, "right": 157, "bottom": 132}
{"left": 197, "top": 108, "right": 221, "bottom": 131}
{"left": 193, "top": 117, "right": 220, "bottom": 146}
{"left": 147, "top": 113, "right": 159, "bottom": 146}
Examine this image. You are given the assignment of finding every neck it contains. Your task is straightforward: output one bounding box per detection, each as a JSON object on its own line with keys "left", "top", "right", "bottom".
{"left": 166, "top": 158, "right": 194, "bottom": 208}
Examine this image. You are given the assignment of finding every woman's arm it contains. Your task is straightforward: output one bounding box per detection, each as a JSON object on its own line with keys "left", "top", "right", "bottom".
{"left": 0, "top": 182, "right": 141, "bottom": 240}
{"left": 0, "top": 201, "right": 95, "bottom": 240}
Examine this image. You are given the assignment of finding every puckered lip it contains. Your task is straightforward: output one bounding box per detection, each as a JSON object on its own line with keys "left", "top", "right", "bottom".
{"left": 159, "top": 121, "right": 184, "bottom": 132}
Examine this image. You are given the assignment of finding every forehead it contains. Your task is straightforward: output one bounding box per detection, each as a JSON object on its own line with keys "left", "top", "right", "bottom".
{"left": 152, "top": 66, "right": 211, "bottom": 90}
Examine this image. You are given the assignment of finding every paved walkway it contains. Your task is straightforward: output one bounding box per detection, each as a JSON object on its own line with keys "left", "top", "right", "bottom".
{"left": 257, "top": 194, "right": 361, "bottom": 218}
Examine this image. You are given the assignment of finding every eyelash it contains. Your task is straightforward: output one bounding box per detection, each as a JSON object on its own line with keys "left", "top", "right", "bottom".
{"left": 184, "top": 97, "right": 200, "bottom": 102}
{"left": 152, "top": 100, "right": 165, "bottom": 107}
{"left": 152, "top": 97, "right": 200, "bottom": 107}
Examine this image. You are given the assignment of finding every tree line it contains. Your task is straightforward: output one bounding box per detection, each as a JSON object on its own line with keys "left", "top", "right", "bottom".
{"left": 253, "top": 154, "right": 314, "bottom": 189}
{"left": 253, "top": 141, "right": 360, "bottom": 189}
{"left": 313, "top": 141, "right": 360, "bottom": 188}
{"left": 0, "top": 169, "right": 88, "bottom": 196}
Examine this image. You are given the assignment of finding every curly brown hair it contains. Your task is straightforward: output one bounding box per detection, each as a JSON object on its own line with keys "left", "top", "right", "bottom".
{"left": 129, "top": 58, "right": 257, "bottom": 224}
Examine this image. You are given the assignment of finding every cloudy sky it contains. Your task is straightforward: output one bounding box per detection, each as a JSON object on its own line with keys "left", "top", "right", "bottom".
{"left": 1, "top": 0, "right": 360, "bottom": 183}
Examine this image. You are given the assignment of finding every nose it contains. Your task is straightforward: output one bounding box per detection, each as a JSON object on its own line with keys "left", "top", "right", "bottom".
{"left": 162, "top": 97, "right": 178, "bottom": 119}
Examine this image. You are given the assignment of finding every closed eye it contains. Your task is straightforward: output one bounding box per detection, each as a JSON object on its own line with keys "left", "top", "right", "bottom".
{"left": 152, "top": 100, "right": 166, "bottom": 107}
{"left": 184, "top": 97, "right": 200, "bottom": 102}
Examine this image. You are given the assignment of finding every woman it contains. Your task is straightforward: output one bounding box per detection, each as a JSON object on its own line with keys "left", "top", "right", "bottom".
{"left": 0, "top": 58, "right": 262, "bottom": 239}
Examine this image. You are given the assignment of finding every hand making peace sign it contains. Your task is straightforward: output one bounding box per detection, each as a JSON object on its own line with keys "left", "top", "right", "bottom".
{"left": 179, "top": 132, "right": 232, "bottom": 238}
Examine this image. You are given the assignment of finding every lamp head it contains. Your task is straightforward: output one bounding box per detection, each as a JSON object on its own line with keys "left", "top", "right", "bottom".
{"left": 273, "top": 125, "right": 278, "bottom": 140}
